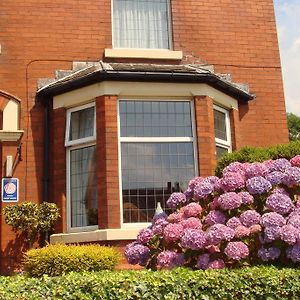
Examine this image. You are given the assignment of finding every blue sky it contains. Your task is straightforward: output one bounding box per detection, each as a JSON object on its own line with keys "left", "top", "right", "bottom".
{"left": 274, "top": 0, "right": 300, "bottom": 115}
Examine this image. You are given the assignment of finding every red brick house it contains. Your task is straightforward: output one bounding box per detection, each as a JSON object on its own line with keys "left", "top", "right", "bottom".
{"left": 0, "top": 0, "right": 288, "bottom": 272}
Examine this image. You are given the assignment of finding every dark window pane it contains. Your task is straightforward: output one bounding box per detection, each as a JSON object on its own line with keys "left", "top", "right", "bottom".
{"left": 69, "top": 106, "right": 94, "bottom": 141}
{"left": 216, "top": 145, "right": 229, "bottom": 160}
{"left": 214, "top": 109, "right": 227, "bottom": 140}
{"left": 119, "top": 101, "right": 193, "bottom": 137}
{"left": 121, "top": 142, "right": 195, "bottom": 223}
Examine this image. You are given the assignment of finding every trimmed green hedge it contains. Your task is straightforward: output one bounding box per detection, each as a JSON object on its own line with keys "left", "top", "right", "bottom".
{"left": 1, "top": 267, "right": 300, "bottom": 299}
{"left": 215, "top": 140, "right": 300, "bottom": 177}
{"left": 23, "top": 244, "right": 121, "bottom": 277}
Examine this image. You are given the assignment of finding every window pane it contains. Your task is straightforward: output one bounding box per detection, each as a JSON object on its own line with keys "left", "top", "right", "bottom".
{"left": 120, "top": 101, "right": 192, "bottom": 137}
{"left": 69, "top": 106, "right": 94, "bottom": 141}
{"left": 113, "top": 0, "right": 170, "bottom": 49}
{"left": 214, "top": 109, "right": 227, "bottom": 141}
{"left": 70, "top": 146, "right": 98, "bottom": 227}
{"left": 216, "top": 145, "right": 229, "bottom": 160}
{"left": 121, "top": 142, "right": 195, "bottom": 223}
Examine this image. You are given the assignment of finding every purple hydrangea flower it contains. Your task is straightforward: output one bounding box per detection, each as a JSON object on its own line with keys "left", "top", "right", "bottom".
{"left": 125, "top": 242, "right": 150, "bottom": 265}
{"left": 265, "top": 171, "right": 285, "bottom": 185}
{"left": 291, "top": 155, "right": 300, "bottom": 167}
{"left": 240, "top": 210, "right": 261, "bottom": 227}
{"left": 187, "top": 177, "right": 204, "bottom": 190}
{"left": 196, "top": 254, "right": 210, "bottom": 270}
{"left": 288, "top": 214, "right": 300, "bottom": 229}
{"left": 238, "top": 192, "right": 254, "bottom": 205}
{"left": 246, "top": 176, "right": 272, "bottom": 195}
{"left": 282, "top": 167, "right": 300, "bottom": 187}
{"left": 157, "top": 251, "right": 185, "bottom": 269}
{"left": 182, "top": 202, "right": 202, "bottom": 218}
{"left": 280, "top": 225, "right": 299, "bottom": 245}
{"left": 163, "top": 223, "right": 184, "bottom": 242}
{"left": 234, "top": 225, "right": 251, "bottom": 238}
{"left": 226, "top": 217, "right": 242, "bottom": 229}
{"left": 181, "top": 229, "right": 207, "bottom": 250}
{"left": 194, "top": 179, "right": 215, "bottom": 199}
{"left": 152, "top": 218, "right": 169, "bottom": 235}
{"left": 261, "top": 212, "right": 286, "bottom": 227}
{"left": 206, "top": 224, "right": 235, "bottom": 245}
{"left": 266, "top": 193, "right": 294, "bottom": 215}
{"left": 286, "top": 244, "right": 300, "bottom": 263}
{"left": 224, "top": 242, "right": 249, "bottom": 260}
{"left": 180, "top": 217, "right": 202, "bottom": 230}
{"left": 167, "top": 212, "right": 185, "bottom": 223}
{"left": 205, "top": 210, "right": 226, "bottom": 225}
{"left": 166, "top": 193, "right": 187, "bottom": 209}
{"left": 258, "top": 247, "right": 281, "bottom": 261}
{"left": 269, "top": 158, "right": 291, "bottom": 172}
{"left": 207, "top": 259, "right": 225, "bottom": 269}
{"left": 218, "top": 192, "right": 242, "bottom": 210}
{"left": 245, "top": 163, "right": 268, "bottom": 179}
{"left": 263, "top": 226, "right": 281, "bottom": 243}
{"left": 137, "top": 228, "right": 154, "bottom": 244}
{"left": 220, "top": 172, "right": 245, "bottom": 192}
{"left": 184, "top": 188, "right": 194, "bottom": 200}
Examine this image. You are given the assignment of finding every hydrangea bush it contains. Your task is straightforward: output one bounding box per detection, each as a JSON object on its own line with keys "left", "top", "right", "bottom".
{"left": 125, "top": 155, "right": 300, "bottom": 270}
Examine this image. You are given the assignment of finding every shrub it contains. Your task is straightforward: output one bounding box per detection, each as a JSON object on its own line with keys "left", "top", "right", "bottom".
{"left": 23, "top": 244, "right": 121, "bottom": 277}
{"left": 125, "top": 154, "right": 300, "bottom": 270}
{"left": 0, "top": 267, "right": 300, "bottom": 299}
{"left": 215, "top": 141, "right": 300, "bottom": 176}
{"left": 3, "top": 202, "right": 60, "bottom": 248}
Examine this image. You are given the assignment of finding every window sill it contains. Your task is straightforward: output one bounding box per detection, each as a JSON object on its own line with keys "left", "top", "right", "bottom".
{"left": 50, "top": 228, "right": 142, "bottom": 244}
{"left": 104, "top": 48, "right": 183, "bottom": 60}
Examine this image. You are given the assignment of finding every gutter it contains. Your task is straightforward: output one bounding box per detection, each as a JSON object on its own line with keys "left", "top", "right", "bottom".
{"left": 37, "top": 70, "right": 255, "bottom": 102}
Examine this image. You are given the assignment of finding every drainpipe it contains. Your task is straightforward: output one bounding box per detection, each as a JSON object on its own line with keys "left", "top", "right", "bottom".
{"left": 41, "top": 99, "right": 50, "bottom": 246}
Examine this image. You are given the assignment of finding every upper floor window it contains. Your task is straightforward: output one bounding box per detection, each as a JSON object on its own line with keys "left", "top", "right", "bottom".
{"left": 112, "top": 0, "right": 172, "bottom": 49}
{"left": 214, "top": 105, "right": 231, "bottom": 160}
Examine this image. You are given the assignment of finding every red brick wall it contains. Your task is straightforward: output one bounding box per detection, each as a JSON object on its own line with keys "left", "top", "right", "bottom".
{"left": 0, "top": 0, "right": 288, "bottom": 272}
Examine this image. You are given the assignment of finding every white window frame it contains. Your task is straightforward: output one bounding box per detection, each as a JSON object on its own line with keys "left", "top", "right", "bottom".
{"left": 118, "top": 99, "right": 198, "bottom": 228}
{"left": 65, "top": 102, "right": 98, "bottom": 233}
{"left": 111, "top": 0, "right": 173, "bottom": 50}
{"left": 213, "top": 105, "right": 232, "bottom": 156}
{"left": 65, "top": 102, "right": 96, "bottom": 147}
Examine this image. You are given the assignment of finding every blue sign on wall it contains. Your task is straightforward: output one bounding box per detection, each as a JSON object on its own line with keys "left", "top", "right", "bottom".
{"left": 2, "top": 178, "right": 19, "bottom": 202}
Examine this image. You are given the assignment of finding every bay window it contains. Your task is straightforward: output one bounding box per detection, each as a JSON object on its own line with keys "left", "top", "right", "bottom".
{"left": 119, "top": 100, "right": 197, "bottom": 224}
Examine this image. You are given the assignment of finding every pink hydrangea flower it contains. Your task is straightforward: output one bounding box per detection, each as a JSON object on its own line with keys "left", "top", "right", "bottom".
{"left": 207, "top": 259, "right": 225, "bottom": 269}
{"left": 220, "top": 172, "right": 245, "bottom": 192}
{"left": 234, "top": 225, "right": 251, "bottom": 238}
{"left": 249, "top": 224, "right": 262, "bottom": 234}
{"left": 181, "top": 229, "right": 207, "bottom": 250}
{"left": 218, "top": 192, "right": 242, "bottom": 210}
{"left": 291, "top": 155, "right": 300, "bottom": 167}
{"left": 157, "top": 251, "right": 185, "bottom": 269}
{"left": 238, "top": 192, "right": 254, "bottom": 205}
{"left": 206, "top": 224, "right": 234, "bottom": 245}
{"left": 167, "top": 212, "right": 185, "bottom": 223}
{"left": 166, "top": 192, "right": 187, "bottom": 209}
{"left": 224, "top": 241, "right": 249, "bottom": 260}
{"left": 244, "top": 163, "right": 268, "bottom": 179}
{"left": 181, "top": 202, "right": 202, "bottom": 218}
{"left": 240, "top": 210, "right": 261, "bottom": 227}
{"left": 163, "top": 223, "right": 184, "bottom": 242}
{"left": 180, "top": 217, "right": 202, "bottom": 230}
{"left": 226, "top": 217, "right": 242, "bottom": 229}
{"left": 279, "top": 225, "right": 299, "bottom": 245}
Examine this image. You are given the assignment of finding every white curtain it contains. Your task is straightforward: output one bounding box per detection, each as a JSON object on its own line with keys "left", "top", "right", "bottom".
{"left": 113, "top": 0, "right": 170, "bottom": 49}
